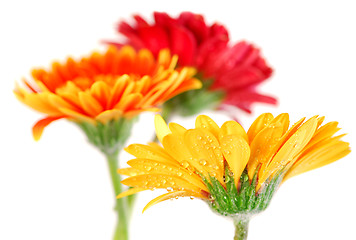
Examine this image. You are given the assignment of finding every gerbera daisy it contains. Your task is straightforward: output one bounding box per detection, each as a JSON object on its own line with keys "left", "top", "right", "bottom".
{"left": 14, "top": 45, "right": 201, "bottom": 240}
{"left": 118, "top": 114, "right": 350, "bottom": 239}
{"left": 108, "top": 12, "right": 275, "bottom": 117}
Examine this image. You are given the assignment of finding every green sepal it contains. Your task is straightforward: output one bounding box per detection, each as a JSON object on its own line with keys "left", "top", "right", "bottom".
{"left": 75, "top": 117, "right": 137, "bottom": 156}
{"left": 162, "top": 78, "right": 225, "bottom": 117}
{"left": 205, "top": 167, "right": 284, "bottom": 216}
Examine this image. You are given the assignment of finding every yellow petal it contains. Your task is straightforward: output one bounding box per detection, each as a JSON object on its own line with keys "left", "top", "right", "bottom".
{"left": 125, "top": 144, "right": 176, "bottom": 165}
{"left": 284, "top": 140, "right": 350, "bottom": 180}
{"left": 247, "top": 113, "right": 274, "bottom": 143}
{"left": 117, "top": 187, "right": 147, "bottom": 199}
{"left": 219, "top": 120, "right": 248, "bottom": 142}
{"left": 247, "top": 122, "right": 284, "bottom": 179}
{"left": 195, "top": 115, "right": 220, "bottom": 139}
{"left": 220, "top": 134, "right": 250, "bottom": 186}
{"left": 258, "top": 117, "right": 318, "bottom": 188}
{"left": 269, "top": 113, "right": 290, "bottom": 135}
{"left": 142, "top": 190, "right": 207, "bottom": 213}
{"left": 121, "top": 174, "right": 202, "bottom": 193}
{"left": 127, "top": 159, "right": 207, "bottom": 191}
{"left": 154, "top": 115, "right": 171, "bottom": 143}
{"left": 168, "top": 122, "right": 187, "bottom": 136}
{"left": 117, "top": 167, "right": 146, "bottom": 177}
{"left": 184, "top": 129, "right": 224, "bottom": 184}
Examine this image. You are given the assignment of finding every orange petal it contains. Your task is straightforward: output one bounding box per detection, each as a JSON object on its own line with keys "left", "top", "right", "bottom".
{"left": 32, "top": 116, "right": 63, "bottom": 141}
{"left": 95, "top": 109, "right": 123, "bottom": 123}
{"left": 78, "top": 92, "right": 103, "bottom": 117}
{"left": 90, "top": 81, "right": 110, "bottom": 107}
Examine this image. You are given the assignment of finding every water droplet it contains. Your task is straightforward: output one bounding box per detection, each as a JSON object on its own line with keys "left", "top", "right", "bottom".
{"left": 161, "top": 179, "right": 167, "bottom": 184}
{"left": 145, "top": 166, "right": 152, "bottom": 171}
{"left": 166, "top": 187, "right": 173, "bottom": 192}
{"left": 199, "top": 159, "right": 207, "bottom": 166}
{"left": 190, "top": 196, "right": 195, "bottom": 200}
{"left": 209, "top": 195, "right": 215, "bottom": 200}
{"left": 177, "top": 172, "right": 183, "bottom": 177}
{"left": 182, "top": 161, "right": 189, "bottom": 168}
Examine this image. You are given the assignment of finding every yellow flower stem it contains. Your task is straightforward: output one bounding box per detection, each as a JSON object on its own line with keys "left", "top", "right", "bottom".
{"left": 233, "top": 216, "right": 249, "bottom": 240}
{"left": 106, "top": 152, "right": 129, "bottom": 240}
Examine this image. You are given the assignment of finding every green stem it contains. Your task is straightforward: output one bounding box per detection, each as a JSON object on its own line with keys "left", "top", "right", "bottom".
{"left": 106, "top": 152, "right": 129, "bottom": 240}
{"left": 233, "top": 217, "right": 249, "bottom": 240}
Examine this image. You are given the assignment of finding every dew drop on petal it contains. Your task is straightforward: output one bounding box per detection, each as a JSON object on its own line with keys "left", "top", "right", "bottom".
{"left": 199, "top": 159, "right": 207, "bottom": 166}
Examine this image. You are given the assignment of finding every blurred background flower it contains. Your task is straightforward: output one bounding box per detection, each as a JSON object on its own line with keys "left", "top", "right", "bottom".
{"left": 13, "top": 45, "right": 200, "bottom": 240}
{"left": 108, "top": 11, "right": 276, "bottom": 118}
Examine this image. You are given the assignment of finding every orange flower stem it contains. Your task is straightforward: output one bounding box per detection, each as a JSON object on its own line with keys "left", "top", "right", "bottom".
{"left": 233, "top": 216, "right": 249, "bottom": 240}
{"left": 106, "top": 151, "right": 129, "bottom": 240}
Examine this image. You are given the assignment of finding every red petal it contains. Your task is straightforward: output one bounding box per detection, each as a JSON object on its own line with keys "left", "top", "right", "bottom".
{"left": 168, "top": 26, "right": 197, "bottom": 66}
{"left": 138, "top": 26, "right": 170, "bottom": 56}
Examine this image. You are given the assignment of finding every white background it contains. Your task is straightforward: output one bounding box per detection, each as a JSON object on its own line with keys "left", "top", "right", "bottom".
{"left": 0, "top": 0, "right": 355, "bottom": 239}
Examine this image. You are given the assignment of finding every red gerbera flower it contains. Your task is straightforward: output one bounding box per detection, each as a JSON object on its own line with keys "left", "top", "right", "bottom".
{"left": 107, "top": 12, "right": 276, "bottom": 115}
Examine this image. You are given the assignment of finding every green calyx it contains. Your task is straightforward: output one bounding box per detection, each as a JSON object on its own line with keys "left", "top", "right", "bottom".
{"left": 76, "top": 117, "right": 136, "bottom": 156}
{"left": 203, "top": 167, "right": 283, "bottom": 217}
{"left": 162, "top": 78, "right": 225, "bottom": 117}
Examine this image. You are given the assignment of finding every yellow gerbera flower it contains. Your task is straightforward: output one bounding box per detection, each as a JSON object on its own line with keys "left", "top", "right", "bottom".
{"left": 14, "top": 45, "right": 201, "bottom": 141}
{"left": 118, "top": 113, "right": 350, "bottom": 239}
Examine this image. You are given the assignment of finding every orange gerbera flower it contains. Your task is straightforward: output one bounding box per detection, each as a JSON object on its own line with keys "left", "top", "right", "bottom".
{"left": 118, "top": 114, "right": 350, "bottom": 239}
{"left": 14, "top": 46, "right": 201, "bottom": 141}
